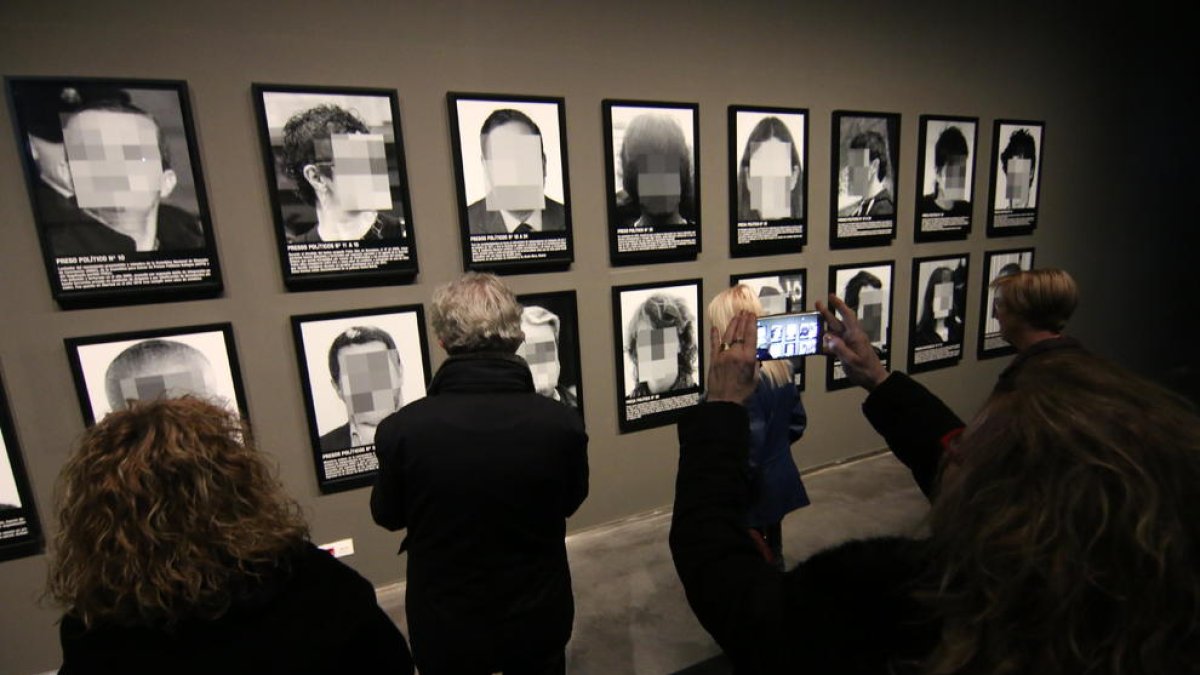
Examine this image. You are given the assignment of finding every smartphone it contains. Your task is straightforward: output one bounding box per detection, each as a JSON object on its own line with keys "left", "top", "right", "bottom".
{"left": 755, "top": 311, "right": 823, "bottom": 360}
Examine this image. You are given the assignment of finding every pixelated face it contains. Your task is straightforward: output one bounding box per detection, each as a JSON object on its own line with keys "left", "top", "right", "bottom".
{"left": 846, "top": 147, "right": 872, "bottom": 198}
{"left": 334, "top": 342, "right": 403, "bottom": 427}
{"left": 329, "top": 133, "right": 393, "bottom": 211}
{"left": 932, "top": 281, "right": 954, "bottom": 320}
{"left": 634, "top": 153, "right": 683, "bottom": 215}
{"left": 747, "top": 139, "right": 794, "bottom": 219}
{"left": 518, "top": 320, "right": 560, "bottom": 397}
{"left": 112, "top": 355, "right": 215, "bottom": 411}
{"left": 858, "top": 288, "right": 884, "bottom": 345}
{"left": 783, "top": 279, "right": 803, "bottom": 306}
{"left": 1005, "top": 157, "right": 1032, "bottom": 206}
{"left": 759, "top": 292, "right": 786, "bottom": 316}
{"left": 63, "top": 110, "right": 170, "bottom": 211}
{"left": 634, "top": 320, "right": 680, "bottom": 394}
{"left": 483, "top": 121, "right": 545, "bottom": 212}
{"left": 939, "top": 155, "right": 968, "bottom": 200}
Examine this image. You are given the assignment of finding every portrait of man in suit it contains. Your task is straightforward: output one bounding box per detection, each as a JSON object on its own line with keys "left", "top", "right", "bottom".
{"left": 321, "top": 326, "right": 405, "bottom": 451}
{"left": 466, "top": 108, "right": 566, "bottom": 235}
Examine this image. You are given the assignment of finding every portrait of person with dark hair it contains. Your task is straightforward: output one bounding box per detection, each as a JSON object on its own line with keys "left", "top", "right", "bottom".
{"left": 736, "top": 114, "right": 804, "bottom": 222}
{"left": 998, "top": 128, "right": 1038, "bottom": 209}
{"left": 279, "top": 104, "right": 404, "bottom": 243}
{"left": 466, "top": 108, "right": 566, "bottom": 235}
{"left": 918, "top": 120, "right": 975, "bottom": 219}
{"left": 980, "top": 250, "right": 1035, "bottom": 357}
{"left": 841, "top": 131, "right": 894, "bottom": 217}
{"left": 987, "top": 121, "right": 1043, "bottom": 238}
{"left": 623, "top": 291, "right": 699, "bottom": 397}
{"left": 66, "top": 325, "right": 246, "bottom": 426}
{"left": 321, "top": 326, "right": 405, "bottom": 451}
{"left": 618, "top": 113, "right": 696, "bottom": 228}
{"left": 909, "top": 255, "right": 969, "bottom": 371}
{"left": 828, "top": 262, "right": 893, "bottom": 390}
{"left": 832, "top": 112, "right": 900, "bottom": 247}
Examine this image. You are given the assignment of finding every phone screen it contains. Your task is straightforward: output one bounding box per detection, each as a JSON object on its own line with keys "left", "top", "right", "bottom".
{"left": 756, "top": 311, "right": 823, "bottom": 359}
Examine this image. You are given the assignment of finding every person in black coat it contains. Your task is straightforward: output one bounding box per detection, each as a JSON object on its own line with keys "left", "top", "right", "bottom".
{"left": 48, "top": 397, "right": 412, "bottom": 675}
{"left": 371, "top": 272, "right": 589, "bottom": 675}
{"left": 670, "top": 301, "right": 1200, "bottom": 674}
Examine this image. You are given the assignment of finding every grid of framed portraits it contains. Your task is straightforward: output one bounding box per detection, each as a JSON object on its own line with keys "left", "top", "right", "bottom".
{"left": 729, "top": 106, "right": 809, "bottom": 258}
{"left": 613, "top": 279, "right": 703, "bottom": 433}
{"left": 915, "top": 116, "right": 978, "bottom": 242}
{"left": 830, "top": 110, "right": 900, "bottom": 249}
{"left": 730, "top": 270, "right": 809, "bottom": 390}
{"left": 448, "top": 93, "right": 574, "bottom": 274}
{"left": 291, "top": 306, "right": 431, "bottom": 493}
{"left": 516, "top": 291, "right": 585, "bottom": 418}
{"left": 252, "top": 84, "right": 418, "bottom": 290}
{"left": 979, "top": 248, "right": 1036, "bottom": 359}
{"left": 603, "top": 100, "right": 700, "bottom": 266}
{"left": 64, "top": 323, "right": 248, "bottom": 427}
{"left": 908, "top": 254, "right": 970, "bottom": 373}
{"left": 987, "top": 120, "right": 1044, "bottom": 237}
{"left": 6, "top": 77, "right": 222, "bottom": 309}
{"left": 0, "top": 372, "right": 43, "bottom": 562}
{"left": 828, "top": 261, "right": 894, "bottom": 391}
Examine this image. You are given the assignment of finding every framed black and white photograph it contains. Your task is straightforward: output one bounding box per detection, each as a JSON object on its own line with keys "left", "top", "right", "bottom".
{"left": 292, "top": 305, "right": 431, "bottom": 493}
{"left": 830, "top": 111, "right": 900, "bottom": 249}
{"left": 5, "top": 77, "right": 222, "bottom": 309}
{"left": 729, "top": 106, "right": 808, "bottom": 258}
{"left": 516, "top": 291, "right": 584, "bottom": 418}
{"left": 827, "top": 261, "right": 894, "bottom": 390}
{"left": 252, "top": 84, "right": 418, "bottom": 291}
{"left": 0, "top": 370, "right": 44, "bottom": 562}
{"left": 448, "top": 93, "right": 573, "bottom": 274}
{"left": 978, "top": 248, "right": 1035, "bottom": 359}
{"left": 987, "top": 120, "right": 1044, "bottom": 237}
{"left": 604, "top": 100, "right": 700, "bottom": 266}
{"left": 730, "top": 269, "right": 809, "bottom": 390}
{"left": 908, "top": 254, "right": 969, "bottom": 373}
{"left": 612, "top": 279, "right": 703, "bottom": 433}
{"left": 915, "top": 115, "right": 978, "bottom": 242}
{"left": 64, "top": 323, "right": 247, "bottom": 427}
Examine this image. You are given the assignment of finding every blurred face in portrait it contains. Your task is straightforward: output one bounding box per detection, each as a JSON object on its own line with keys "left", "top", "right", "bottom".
{"left": 746, "top": 139, "right": 799, "bottom": 220}
{"left": 63, "top": 109, "right": 176, "bottom": 216}
{"left": 633, "top": 317, "right": 680, "bottom": 394}
{"left": 332, "top": 341, "right": 404, "bottom": 439}
{"left": 104, "top": 342, "right": 218, "bottom": 413}
{"left": 518, "top": 315, "right": 561, "bottom": 398}
{"left": 1005, "top": 157, "right": 1033, "bottom": 208}
{"left": 937, "top": 154, "right": 968, "bottom": 201}
{"left": 304, "top": 133, "right": 393, "bottom": 215}
{"left": 482, "top": 121, "right": 546, "bottom": 213}
{"left": 634, "top": 152, "right": 683, "bottom": 218}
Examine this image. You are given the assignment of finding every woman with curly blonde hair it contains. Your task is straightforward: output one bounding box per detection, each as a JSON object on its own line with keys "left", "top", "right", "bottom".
{"left": 49, "top": 397, "right": 412, "bottom": 674}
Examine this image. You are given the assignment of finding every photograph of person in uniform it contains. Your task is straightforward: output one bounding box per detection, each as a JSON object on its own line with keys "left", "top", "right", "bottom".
{"left": 258, "top": 89, "right": 410, "bottom": 243}
{"left": 620, "top": 287, "right": 700, "bottom": 398}
{"left": 450, "top": 97, "right": 570, "bottom": 236}
{"left": 734, "top": 112, "right": 805, "bottom": 223}
{"left": 10, "top": 81, "right": 208, "bottom": 257}
{"left": 516, "top": 293, "right": 583, "bottom": 412}
{"left": 918, "top": 120, "right": 975, "bottom": 219}
{"left": 67, "top": 326, "right": 244, "bottom": 426}
{"left": 993, "top": 124, "right": 1041, "bottom": 211}
{"left": 912, "top": 257, "right": 968, "bottom": 349}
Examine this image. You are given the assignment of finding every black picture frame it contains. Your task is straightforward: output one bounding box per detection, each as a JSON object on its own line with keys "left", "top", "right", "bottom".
{"left": 64, "top": 323, "right": 248, "bottom": 427}
{"left": 914, "top": 115, "right": 978, "bottom": 242}
{"left": 515, "top": 290, "right": 585, "bottom": 420}
{"left": 986, "top": 120, "right": 1044, "bottom": 237}
{"left": 730, "top": 268, "right": 809, "bottom": 391}
{"left": 827, "top": 261, "right": 894, "bottom": 390}
{"left": 830, "top": 110, "right": 901, "bottom": 249}
{"left": 291, "top": 305, "right": 431, "bottom": 494}
{"left": 5, "top": 76, "right": 223, "bottom": 309}
{"left": 252, "top": 84, "right": 418, "bottom": 291}
{"left": 978, "top": 247, "right": 1036, "bottom": 359}
{"left": 0, "top": 369, "right": 44, "bottom": 563}
{"left": 612, "top": 279, "right": 703, "bottom": 433}
{"left": 447, "top": 92, "right": 574, "bottom": 274}
{"left": 728, "top": 105, "right": 809, "bottom": 258}
{"left": 907, "top": 253, "right": 970, "bottom": 374}
{"left": 603, "top": 100, "right": 701, "bottom": 266}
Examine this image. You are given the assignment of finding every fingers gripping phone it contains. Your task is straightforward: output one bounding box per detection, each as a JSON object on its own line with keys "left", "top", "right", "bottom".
{"left": 756, "top": 311, "right": 823, "bottom": 360}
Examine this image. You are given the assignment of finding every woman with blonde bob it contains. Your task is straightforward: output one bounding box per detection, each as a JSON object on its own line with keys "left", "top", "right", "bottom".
{"left": 706, "top": 284, "right": 808, "bottom": 567}
{"left": 49, "top": 397, "right": 412, "bottom": 674}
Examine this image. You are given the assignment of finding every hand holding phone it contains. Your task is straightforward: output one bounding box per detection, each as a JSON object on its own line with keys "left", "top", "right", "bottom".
{"left": 755, "top": 311, "right": 823, "bottom": 360}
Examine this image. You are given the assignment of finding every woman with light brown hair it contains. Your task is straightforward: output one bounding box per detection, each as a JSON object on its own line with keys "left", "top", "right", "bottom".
{"left": 706, "top": 284, "right": 808, "bottom": 568}
{"left": 49, "top": 397, "right": 412, "bottom": 674}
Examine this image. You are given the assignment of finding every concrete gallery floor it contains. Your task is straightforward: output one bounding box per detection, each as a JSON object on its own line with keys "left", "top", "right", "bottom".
{"left": 377, "top": 451, "right": 929, "bottom": 675}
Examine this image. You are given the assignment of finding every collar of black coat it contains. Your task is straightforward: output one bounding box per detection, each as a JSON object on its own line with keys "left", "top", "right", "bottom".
{"left": 428, "top": 351, "right": 534, "bottom": 395}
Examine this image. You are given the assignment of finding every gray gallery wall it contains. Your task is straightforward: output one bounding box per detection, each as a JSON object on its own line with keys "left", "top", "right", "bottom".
{"left": 0, "top": 1, "right": 1190, "bottom": 672}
